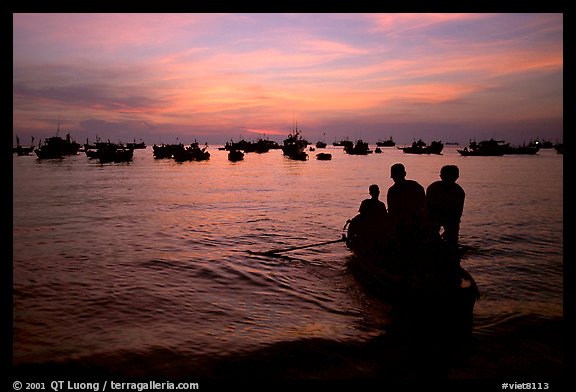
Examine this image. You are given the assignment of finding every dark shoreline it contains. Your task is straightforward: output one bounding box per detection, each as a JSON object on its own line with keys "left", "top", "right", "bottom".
{"left": 12, "top": 315, "right": 563, "bottom": 382}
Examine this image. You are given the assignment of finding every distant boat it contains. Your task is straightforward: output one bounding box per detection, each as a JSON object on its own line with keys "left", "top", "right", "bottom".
{"left": 376, "top": 136, "right": 396, "bottom": 147}
{"left": 224, "top": 138, "right": 278, "bottom": 153}
{"left": 228, "top": 149, "right": 245, "bottom": 162}
{"left": 457, "top": 139, "right": 507, "bottom": 156}
{"left": 126, "top": 139, "right": 146, "bottom": 149}
{"left": 13, "top": 136, "right": 35, "bottom": 156}
{"left": 344, "top": 140, "right": 372, "bottom": 155}
{"left": 529, "top": 139, "right": 554, "bottom": 149}
{"left": 85, "top": 142, "right": 134, "bottom": 163}
{"left": 333, "top": 139, "right": 353, "bottom": 148}
{"left": 399, "top": 139, "right": 443, "bottom": 155}
{"left": 172, "top": 142, "right": 210, "bottom": 162}
{"left": 316, "top": 152, "right": 332, "bottom": 160}
{"left": 316, "top": 132, "right": 327, "bottom": 148}
{"left": 282, "top": 123, "right": 309, "bottom": 161}
{"left": 503, "top": 143, "right": 540, "bottom": 155}
{"left": 35, "top": 124, "right": 81, "bottom": 159}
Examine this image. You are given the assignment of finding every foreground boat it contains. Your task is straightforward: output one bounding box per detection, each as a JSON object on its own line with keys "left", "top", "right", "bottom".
{"left": 344, "top": 216, "right": 479, "bottom": 338}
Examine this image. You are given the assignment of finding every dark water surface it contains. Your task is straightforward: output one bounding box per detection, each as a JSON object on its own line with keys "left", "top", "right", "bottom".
{"left": 12, "top": 145, "right": 563, "bottom": 381}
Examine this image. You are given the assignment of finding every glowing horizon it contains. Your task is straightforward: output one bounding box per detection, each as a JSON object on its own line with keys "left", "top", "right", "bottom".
{"left": 13, "top": 13, "right": 563, "bottom": 145}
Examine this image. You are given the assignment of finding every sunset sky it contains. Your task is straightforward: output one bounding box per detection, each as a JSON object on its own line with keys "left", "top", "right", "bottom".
{"left": 13, "top": 13, "right": 563, "bottom": 145}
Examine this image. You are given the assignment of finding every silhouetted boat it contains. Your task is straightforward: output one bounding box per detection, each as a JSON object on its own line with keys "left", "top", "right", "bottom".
{"left": 457, "top": 139, "right": 508, "bottom": 156}
{"left": 225, "top": 138, "right": 277, "bottom": 153}
{"left": 529, "top": 139, "right": 554, "bottom": 149}
{"left": 316, "top": 133, "right": 327, "bottom": 148}
{"left": 503, "top": 143, "right": 540, "bottom": 155}
{"left": 376, "top": 136, "right": 396, "bottom": 147}
{"left": 85, "top": 142, "right": 134, "bottom": 163}
{"left": 333, "top": 139, "right": 353, "bottom": 148}
{"left": 399, "top": 139, "right": 443, "bottom": 155}
{"left": 13, "top": 136, "right": 35, "bottom": 156}
{"left": 152, "top": 143, "right": 183, "bottom": 159}
{"left": 172, "top": 142, "right": 210, "bottom": 162}
{"left": 282, "top": 124, "right": 309, "bottom": 161}
{"left": 126, "top": 139, "right": 146, "bottom": 149}
{"left": 344, "top": 140, "right": 372, "bottom": 155}
{"left": 316, "top": 152, "right": 332, "bottom": 160}
{"left": 35, "top": 131, "right": 81, "bottom": 159}
{"left": 344, "top": 215, "right": 479, "bottom": 338}
{"left": 228, "top": 149, "right": 245, "bottom": 162}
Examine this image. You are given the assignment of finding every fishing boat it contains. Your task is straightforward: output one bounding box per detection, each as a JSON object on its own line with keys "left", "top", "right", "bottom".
{"left": 13, "top": 136, "right": 35, "bottom": 156}
{"left": 344, "top": 140, "right": 372, "bottom": 155}
{"left": 228, "top": 148, "right": 245, "bottom": 162}
{"left": 503, "top": 143, "right": 540, "bottom": 155}
{"left": 399, "top": 139, "right": 443, "bottom": 155}
{"left": 316, "top": 152, "right": 332, "bottom": 160}
{"left": 376, "top": 136, "right": 396, "bottom": 147}
{"left": 282, "top": 124, "right": 309, "bottom": 161}
{"left": 343, "top": 215, "right": 479, "bottom": 338}
{"left": 126, "top": 139, "right": 146, "bottom": 149}
{"left": 85, "top": 142, "right": 134, "bottom": 163}
{"left": 35, "top": 133, "right": 81, "bottom": 159}
{"left": 457, "top": 139, "right": 508, "bottom": 156}
{"left": 172, "top": 142, "right": 211, "bottom": 162}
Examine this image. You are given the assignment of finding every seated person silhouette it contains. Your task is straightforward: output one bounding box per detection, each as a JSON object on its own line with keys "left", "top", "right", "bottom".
{"left": 359, "top": 184, "right": 387, "bottom": 217}
{"left": 347, "top": 184, "right": 390, "bottom": 255}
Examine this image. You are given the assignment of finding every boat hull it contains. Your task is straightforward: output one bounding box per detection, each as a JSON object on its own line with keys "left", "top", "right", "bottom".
{"left": 347, "top": 251, "right": 477, "bottom": 335}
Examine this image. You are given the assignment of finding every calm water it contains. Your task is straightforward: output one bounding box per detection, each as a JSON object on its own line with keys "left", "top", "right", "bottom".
{"left": 12, "top": 145, "right": 563, "bottom": 379}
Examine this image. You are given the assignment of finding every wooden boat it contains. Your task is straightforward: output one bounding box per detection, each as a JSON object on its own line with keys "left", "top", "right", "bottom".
{"left": 344, "top": 215, "right": 479, "bottom": 338}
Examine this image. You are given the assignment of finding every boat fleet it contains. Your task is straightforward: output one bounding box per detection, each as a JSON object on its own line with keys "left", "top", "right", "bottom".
{"left": 13, "top": 128, "right": 563, "bottom": 163}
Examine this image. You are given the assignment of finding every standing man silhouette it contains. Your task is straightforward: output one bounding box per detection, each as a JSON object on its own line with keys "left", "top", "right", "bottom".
{"left": 387, "top": 163, "right": 426, "bottom": 242}
{"left": 426, "top": 165, "right": 465, "bottom": 247}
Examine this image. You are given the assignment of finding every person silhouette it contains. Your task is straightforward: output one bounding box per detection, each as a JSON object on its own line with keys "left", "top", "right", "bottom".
{"left": 386, "top": 163, "right": 426, "bottom": 241}
{"left": 425, "top": 165, "right": 465, "bottom": 247}
{"left": 359, "top": 184, "right": 387, "bottom": 217}
{"left": 346, "top": 184, "right": 389, "bottom": 255}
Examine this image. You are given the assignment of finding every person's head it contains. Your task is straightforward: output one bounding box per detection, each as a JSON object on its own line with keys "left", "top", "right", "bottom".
{"left": 440, "top": 165, "right": 459, "bottom": 183}
{"left": 369, "top": 184, "right": 380, "bottom": 198}
{"left": 390, "top": 163, "right": 406, "bottom": 182}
